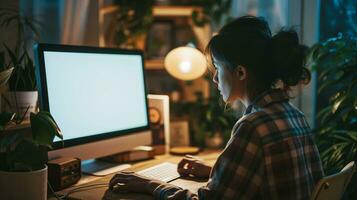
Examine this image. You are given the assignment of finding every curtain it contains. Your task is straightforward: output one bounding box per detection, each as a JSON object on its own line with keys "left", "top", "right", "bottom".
{"left": 232, "top": 0, "right": 289, "bottom": 33}
{"left": 61, "top": 0, "right": 90, "bottom": 45}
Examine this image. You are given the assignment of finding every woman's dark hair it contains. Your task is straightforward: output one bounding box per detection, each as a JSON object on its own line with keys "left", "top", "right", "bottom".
{"left": 205, "top": 16, "right": 311, "bottom": 94}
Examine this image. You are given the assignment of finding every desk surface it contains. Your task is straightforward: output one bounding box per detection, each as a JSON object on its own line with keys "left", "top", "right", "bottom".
{"left": 52, "top": 149, "right": 221, "bottom": 200}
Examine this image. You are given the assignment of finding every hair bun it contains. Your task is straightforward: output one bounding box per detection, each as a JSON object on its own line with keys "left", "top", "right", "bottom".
{"left": 270, "top": 29, "right": 311, "bottom": 88}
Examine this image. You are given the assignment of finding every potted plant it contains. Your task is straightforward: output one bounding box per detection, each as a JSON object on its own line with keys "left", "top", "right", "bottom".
{"left": 171, "top": 0, "right": 233, "bottom": 27}
{"left": 0, "top": 58, "right": 14, "bottom": 109}
{"left": 307, "top": 34, "right": 357, "bottom": 198}
{"left": 0, "top": 50, "right": 14, "bottom": 92}
{"left": 0, "top": 8, "right": 40, "bottom": 121}
{"left": 0, "top": 111, "right": 62, "bottom": 200}
{"left": 113, "top": 0, "right": 155, "bottom": 49}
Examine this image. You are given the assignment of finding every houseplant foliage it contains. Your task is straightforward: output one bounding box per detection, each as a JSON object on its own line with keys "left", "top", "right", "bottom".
{"left": 0, "top": 8, "right": 40, "bottom": 91}
{"left": 113, "top": 0, "right": 155, "bottom": 48}
{"left": 307, "top": 35, "right": 357, "bottom": 198}
{"left": 0, "top": 8, "right": 41, "bottom": 122}
{"left": 4, "top": 44, "right": 36, "bottom": 91}
{"left": 0, "top": 111, "right": 63, "bottom": 171}
{"left": 190, "top": 0, "right": 233, "bottom": 27}
{"left": 0, "top": 111, "right": 62, "bottom": 199}
{"left": 0, "top": 66, "right": 14, "bottom": 129}
{"left": 0, "top": 49, "right": 14, "bottom": 89}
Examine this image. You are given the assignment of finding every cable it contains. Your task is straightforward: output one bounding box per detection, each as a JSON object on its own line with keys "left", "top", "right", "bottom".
{"left": 48, "top": 182, "right": 63, "bottom": 200}
{"left": 62, "top": 183, "right": 108, "bottom": 199}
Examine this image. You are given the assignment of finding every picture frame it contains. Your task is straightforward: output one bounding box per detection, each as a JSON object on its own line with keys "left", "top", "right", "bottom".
{"left": 148, "top": 94, "right": 170, "bottom": 155}
{"left": 146, "top": 20, "right": 175, "bottom": 59}
{"left": 170, "top": 120, "right": 190, "bottom": 147}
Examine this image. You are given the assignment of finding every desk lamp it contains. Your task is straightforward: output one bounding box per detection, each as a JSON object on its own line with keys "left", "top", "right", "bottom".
{"left": 164, "top": 45, "right": 206, "bottom": 155}
{"left": 164, "top": 45, "right": 207, "bottom": 81}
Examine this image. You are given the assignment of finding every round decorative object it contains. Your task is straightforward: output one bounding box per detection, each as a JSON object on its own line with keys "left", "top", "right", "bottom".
{"left": 169, "top": 146, "right": 200, "bottom": 155}
{"left": 164, "top": 46, "right": 207, "bottom": 80}
{"left": 149, "top": 107, "right": 161, "bottom": 125}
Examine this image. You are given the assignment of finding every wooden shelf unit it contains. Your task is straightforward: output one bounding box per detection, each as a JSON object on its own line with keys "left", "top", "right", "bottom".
{"left": 98, "top": 3, "right": 211, "bottom": 100}
{"left": 145, "top": 59, "right": 165, "bottom": 70}
{"left": 98, "top": 4, "right": 211, "bottom": 69}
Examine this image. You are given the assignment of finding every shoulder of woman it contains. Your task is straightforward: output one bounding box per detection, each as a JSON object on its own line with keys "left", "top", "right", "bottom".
{"left": 231, "top": 110, "right": 274, "bottom": 138}
{"left": 236, "top": 110, "right": 272, "bottom": 126}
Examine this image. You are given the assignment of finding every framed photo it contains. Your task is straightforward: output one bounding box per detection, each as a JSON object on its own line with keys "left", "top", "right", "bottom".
{"left": 148, "top": 94, "right": 170, "bottom": 155}
{"left": 146, "top": 20, "right": 175, "bottom": 59}
{"left": 170, "top": 120, "right": 190, "bottom": 147}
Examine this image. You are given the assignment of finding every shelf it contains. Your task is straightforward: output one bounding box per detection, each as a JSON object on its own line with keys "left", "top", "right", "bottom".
{"left": 100, "top": 5, "right": 201, "bottom": 17}
{"left": 152, "top": 6, "right": 201, "bottom": 17}
{"left": 100, "top": 5, "right": 119, "bottom": 15}
{"left": 145, "top": 59, "right": 165, "bottom": 70}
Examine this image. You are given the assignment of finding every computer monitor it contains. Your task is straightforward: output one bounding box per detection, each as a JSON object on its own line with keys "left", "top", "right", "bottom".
{"left": 34, "top": 43, "right": 152, "bottom": 174}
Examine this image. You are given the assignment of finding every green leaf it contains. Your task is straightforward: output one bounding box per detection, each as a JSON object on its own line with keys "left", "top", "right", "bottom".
{"left": 24, "top": 17, "right": 40, "bottom": 39}
{"left": 330, "top": 134, "right": 352, "bottom": 143}
{"left": 346, "top": 131, "right": 357, "bottom": 143}
{"left": 317, "top": 105, "right": 332, "bottom": 120}
{"left": 11, "top": 139, "right": 48, "bottom": 171}
{"left": 0, "top": 67, "right": 14, "bottom": 89}
{"left": 30, "top": 112, "right": 56, "bottom": 147}
{"left": 0, "top": 132, "right": 23, "bottom": 150}
{"left": 3, "top": 43, "right": 18, "bottom": 66}
{"left": 206, "top": 110, "right": 212, "bottom": 122}
{"left": 310, "top": 43, "right": 322, "bottom": 61}
{"left": 0, "top": 112, "right": 15, "bottom": 130}
{"left": 0, "top": 51, "right": 4, "bottom": 70}
{"left": 332, "top": 95, "right": 347, "bottom": 113}
{"left": 218, "top": 116, "right": 229, "bottom": 127}
{"left": 0, "top": 14, "right": 18, "bottom": 27}
{"left": 36, "top": 111, "right": 63, "bottom": 139}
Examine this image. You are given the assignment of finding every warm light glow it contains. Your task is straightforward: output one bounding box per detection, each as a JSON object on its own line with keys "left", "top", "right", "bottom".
{"left": 179, "top": 61, "right": 192, "bottom": 73}
{"left": 164, "top": 46, "right": 207, "bottom": 80}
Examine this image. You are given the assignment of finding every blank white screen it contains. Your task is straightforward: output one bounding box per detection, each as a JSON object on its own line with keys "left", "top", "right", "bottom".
{"left": 43, "top": 51, "right": 148, "bottom": 142}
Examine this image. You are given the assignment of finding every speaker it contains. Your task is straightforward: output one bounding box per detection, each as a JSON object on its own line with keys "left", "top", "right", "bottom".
{"left": 48, "top": 157, "right": 81, "bottom": 191}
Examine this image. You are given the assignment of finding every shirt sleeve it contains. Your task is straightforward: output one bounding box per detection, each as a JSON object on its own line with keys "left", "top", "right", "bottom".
{"left": 307, "top": 135, "right": 325, "bottom": 183}
{"left": 153, "top": 122, "right": 264, "bottom": 200}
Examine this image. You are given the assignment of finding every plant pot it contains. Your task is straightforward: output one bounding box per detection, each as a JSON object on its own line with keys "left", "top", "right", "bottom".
{"left": 205, "top": 132, "right": 224, "bottom": 149}
{"left": 0, "top": 165, "right": 48, "bottom": 200}
{"left": 4, "top": 91, "right": 38, "bottom": 120}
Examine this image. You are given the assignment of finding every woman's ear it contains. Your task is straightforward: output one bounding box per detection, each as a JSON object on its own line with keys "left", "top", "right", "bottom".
{"left": 235, "top": 65, "right": 247, "bottom": 81}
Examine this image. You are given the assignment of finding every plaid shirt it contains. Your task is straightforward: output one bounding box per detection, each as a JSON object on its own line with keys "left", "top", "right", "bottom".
{"left": 154, "top": 89, "right": 324, "bottom": 200}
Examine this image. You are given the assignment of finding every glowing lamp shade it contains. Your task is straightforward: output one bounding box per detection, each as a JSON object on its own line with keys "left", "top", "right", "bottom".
{"left": 164, "top": 46, "right": 207, "bottom": 80}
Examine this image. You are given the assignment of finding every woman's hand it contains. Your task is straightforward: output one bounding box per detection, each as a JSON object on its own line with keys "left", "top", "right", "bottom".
{"left": 177, "top": 155, "right": 212, "bottom": 178}
{"left": 109, "top": 172, "right": 162, "bottom": 194}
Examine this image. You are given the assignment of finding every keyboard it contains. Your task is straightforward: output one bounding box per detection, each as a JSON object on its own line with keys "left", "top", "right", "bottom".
{"left": 137, "top": 162, "right": 181, "bottom": 182}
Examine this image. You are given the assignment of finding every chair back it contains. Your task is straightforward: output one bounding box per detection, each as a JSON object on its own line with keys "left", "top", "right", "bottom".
{"left": 311, "top": 161, "right": 356, "bottom": 200}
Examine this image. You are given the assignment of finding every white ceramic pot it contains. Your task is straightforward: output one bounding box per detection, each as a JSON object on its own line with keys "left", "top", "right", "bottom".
{"left": 0, "top": 165, "right": 48, "bottom": 200}
{"left": 4, "top": 91, "right": 38, "bottom": 120}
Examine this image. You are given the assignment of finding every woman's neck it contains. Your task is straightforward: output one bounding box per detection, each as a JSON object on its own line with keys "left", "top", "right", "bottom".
{"left": 243, "top": 87, "right": 270, "bottom": 107}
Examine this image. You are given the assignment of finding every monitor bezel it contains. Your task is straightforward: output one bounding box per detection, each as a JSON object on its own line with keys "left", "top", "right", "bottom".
{"left": 34, "top": 43, "right": 151, "bottom": 150}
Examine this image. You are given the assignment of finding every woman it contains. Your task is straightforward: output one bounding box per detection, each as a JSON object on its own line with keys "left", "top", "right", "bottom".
{"left": 109, "top": 16, "right": 324, "bottom": 199}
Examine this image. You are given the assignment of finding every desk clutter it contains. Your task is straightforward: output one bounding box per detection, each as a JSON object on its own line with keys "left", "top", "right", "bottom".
{"left": 48, "top": 157, "right": 81, "bottom": 191}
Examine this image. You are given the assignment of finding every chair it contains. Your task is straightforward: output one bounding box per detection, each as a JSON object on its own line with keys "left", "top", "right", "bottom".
{"left": 311, "top": 161, "right": 356, "bottom": 200}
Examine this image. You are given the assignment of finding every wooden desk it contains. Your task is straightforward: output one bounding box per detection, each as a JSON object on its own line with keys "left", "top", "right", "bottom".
{"left": 52, "top": 150, "right": 221, "bottom": 200}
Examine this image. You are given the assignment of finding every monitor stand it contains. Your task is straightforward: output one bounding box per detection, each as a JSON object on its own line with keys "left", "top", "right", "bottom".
{"left": 81, "top": 159, "right": 131, "bottom": 176}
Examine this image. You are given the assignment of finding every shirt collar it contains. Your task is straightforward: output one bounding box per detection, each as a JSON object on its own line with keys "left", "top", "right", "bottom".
{"left": 244, "top": 89, "right": 289, "bottom": 115}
